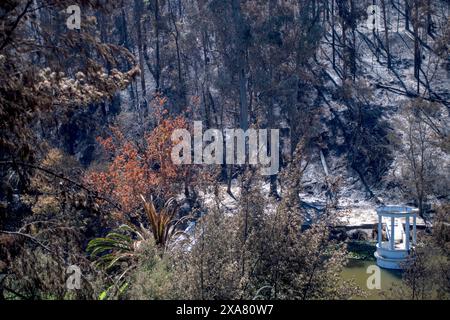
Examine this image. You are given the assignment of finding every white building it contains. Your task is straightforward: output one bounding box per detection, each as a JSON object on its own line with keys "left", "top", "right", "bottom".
{"left": 374, "top": 205, "right": 418, "bottom": 270}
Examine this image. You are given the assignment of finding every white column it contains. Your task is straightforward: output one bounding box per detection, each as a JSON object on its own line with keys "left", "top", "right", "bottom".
{"left": 378, "top": 214, "right": 382, "bottom": 246}
{"left": 413, "top": 215, "right": 417, "bottom": 245}
{"left": 405, "top": 216, "right": 410, "bottom": 251}
{"left": 390, "top": 216, "right": 395, "bottom": 250}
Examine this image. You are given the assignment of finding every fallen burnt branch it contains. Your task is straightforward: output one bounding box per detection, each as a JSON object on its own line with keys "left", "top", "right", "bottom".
{"left": 375, "top": 83, "right": 450, "bottom": 108}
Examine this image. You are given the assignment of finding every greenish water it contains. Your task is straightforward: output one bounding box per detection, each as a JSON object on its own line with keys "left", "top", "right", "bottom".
{"left": 342, "top": 259, "right": 403, "bottom": 300}
{"left": 342, "top": 241, "right": 403, "bottom": 299}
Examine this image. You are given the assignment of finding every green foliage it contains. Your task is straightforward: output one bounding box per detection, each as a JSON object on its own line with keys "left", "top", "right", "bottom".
{"left": 169, "top": 168, "right": 362, "bottom": 300}
{"left": 347, "top": 241, "right": 377, "bottom": 261}
{"left": 87, "top": 225, "right": 137, "bottom": 271}
{"left": 126, "top": 240, "right": 176, "bottom": 299}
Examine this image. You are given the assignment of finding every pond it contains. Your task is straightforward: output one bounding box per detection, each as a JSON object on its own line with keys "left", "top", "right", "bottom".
{"left": 341, "top": 241, "right": 404, "bottom": 299}
{"left": 342, "top": 259, "right": 403, "bottom": 300}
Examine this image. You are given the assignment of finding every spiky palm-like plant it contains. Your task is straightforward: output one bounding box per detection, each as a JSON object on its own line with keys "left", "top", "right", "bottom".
{"left": 87, "top": 196, "right": 190, "bottom": 299}
{"left": 141, "top": 195, "right": 188, "bottom": 249}
{"left": 87, "top": 224, "right": 142, "bottom": 271}
{"left": 87, "top": 196, "right": 189, "bottom": 271}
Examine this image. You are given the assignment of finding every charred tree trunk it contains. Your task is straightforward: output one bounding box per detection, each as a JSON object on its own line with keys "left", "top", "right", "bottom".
{"left": 231, "top": 0, "right": 249, "bottom": 131}
{"left": 134, "top": 0, "right": 147, "bottom": 98}
{"left": 331, "top": 0, "right": 336, "bottom": 69}
{"left": 154, "top": 0, "right": 161, "bottom": 92}
{"left": 405, "top": 0, "right": 411, "bottom": 31}
{"left": 413, "top": 0, "right": 421, "bottom": 94}
{"left": 381, "top": 0, "right": 392, "bottom": 69}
